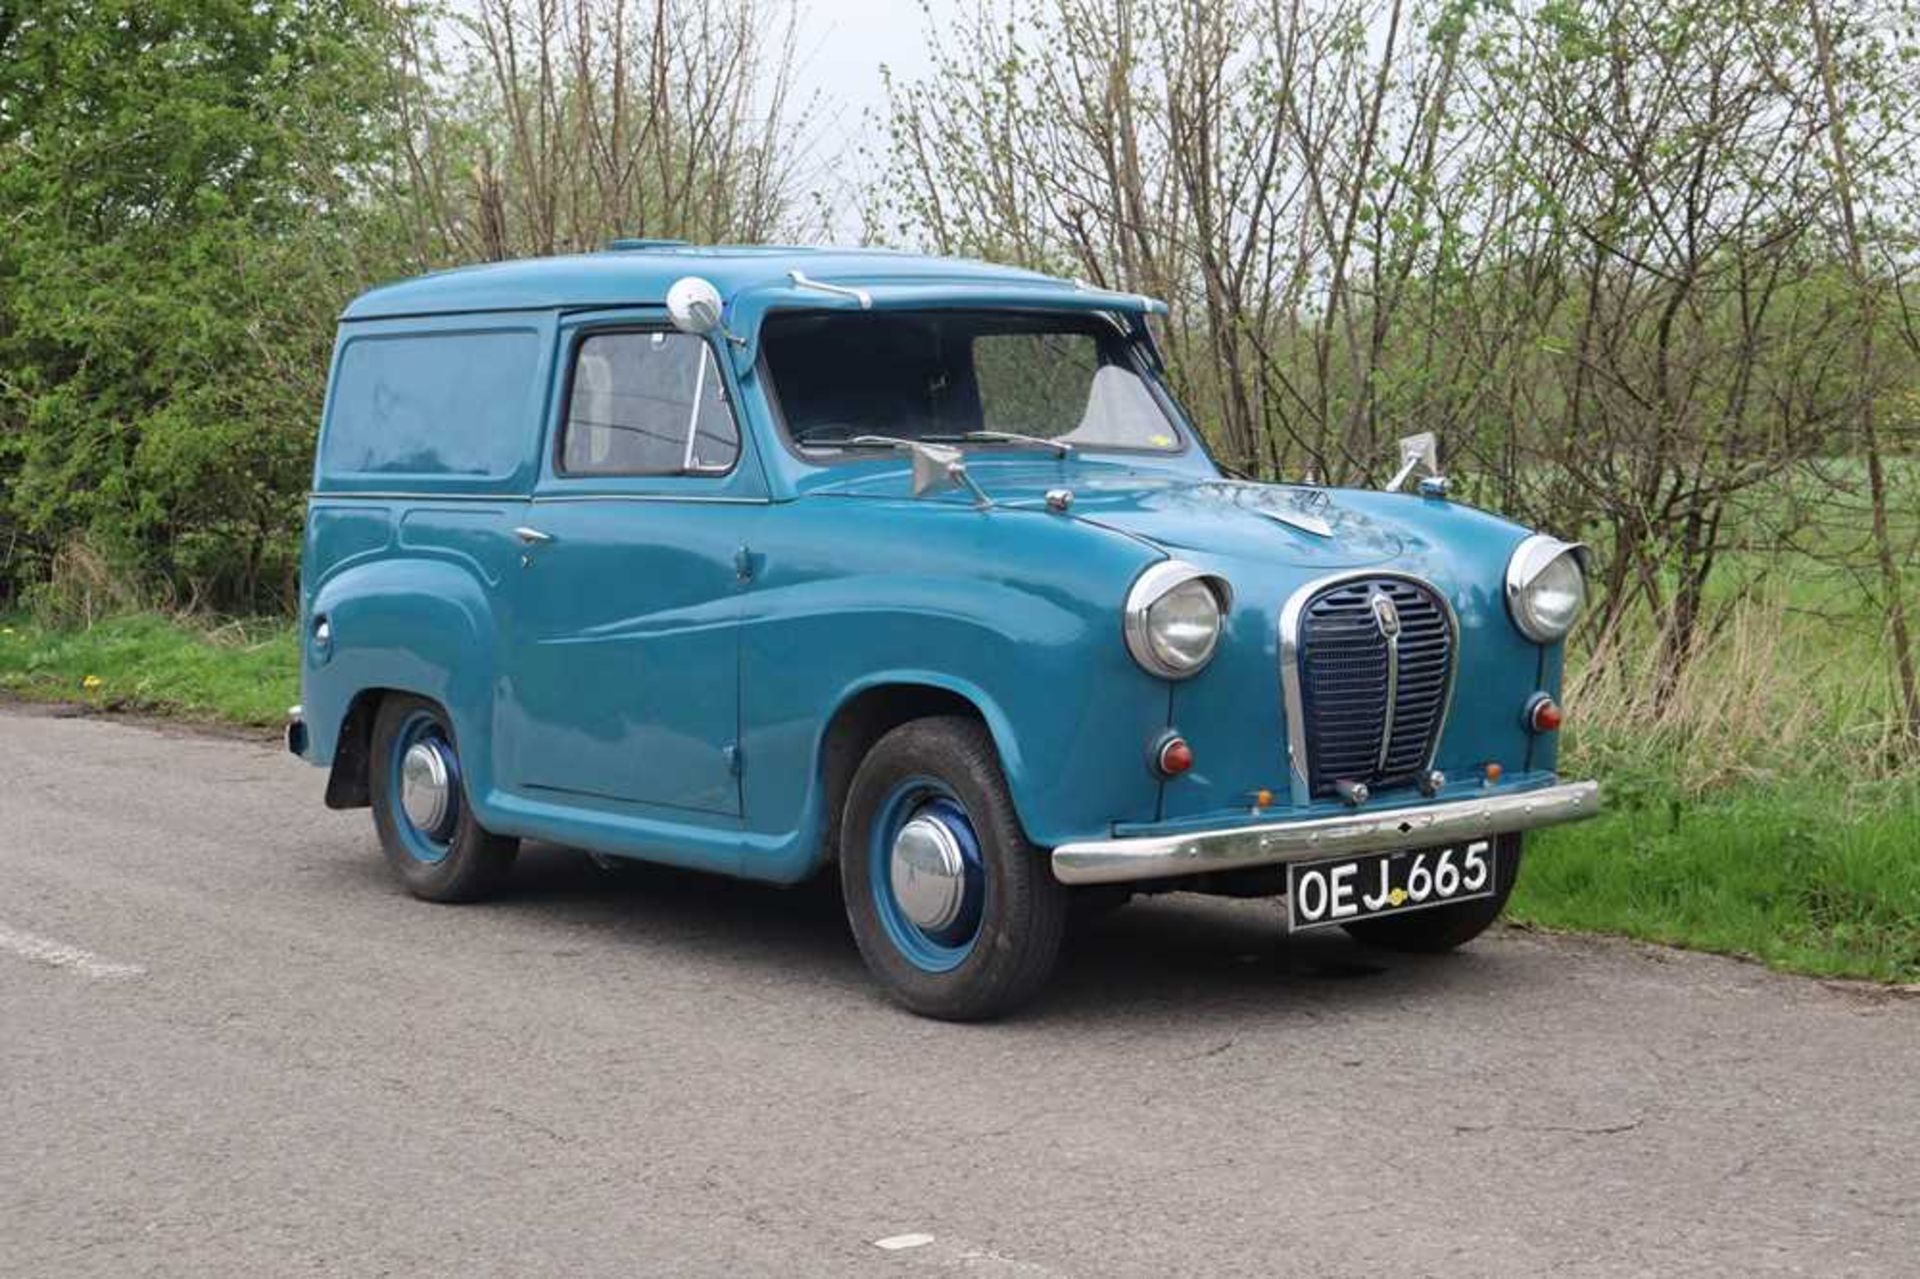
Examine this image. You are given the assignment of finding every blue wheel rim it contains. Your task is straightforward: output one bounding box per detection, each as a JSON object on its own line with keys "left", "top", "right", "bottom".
{"left": 867, "top": 776, "right": 986, "bottom": 973}
{"left": 389, "top": 709, "right": 459, "bottom": 866}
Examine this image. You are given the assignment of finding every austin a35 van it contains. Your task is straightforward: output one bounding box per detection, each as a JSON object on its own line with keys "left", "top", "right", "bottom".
{"left": 290, "top": 244, "right": 1600, "bottom": 1019}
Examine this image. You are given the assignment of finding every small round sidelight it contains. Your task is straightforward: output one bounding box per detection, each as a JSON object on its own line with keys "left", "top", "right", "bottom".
{"left": 1153, "top": 734, "right": 1194, "bottom": 777}
{"left": 1526, "top": 694, "right": 1564, "bottom": 734}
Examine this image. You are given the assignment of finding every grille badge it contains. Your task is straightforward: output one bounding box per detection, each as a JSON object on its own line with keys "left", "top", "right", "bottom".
{"left": 1370, "top": 592, "right": 1402, "bottom": 639}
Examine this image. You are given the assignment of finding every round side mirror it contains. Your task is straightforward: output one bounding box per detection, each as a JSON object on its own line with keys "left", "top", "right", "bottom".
{"left": 667, "top": 276, "right": 725, "bottom": 336}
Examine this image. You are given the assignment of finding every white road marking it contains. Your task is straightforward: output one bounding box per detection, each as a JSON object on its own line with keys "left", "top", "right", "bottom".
{"left": 873, "top": 1233, "right": 936, "bottom": 1251}
{"left": 0, "top": 923, "right": 145, "bottom": 980}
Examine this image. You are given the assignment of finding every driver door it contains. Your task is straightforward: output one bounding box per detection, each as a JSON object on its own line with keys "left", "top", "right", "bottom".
{"left": 502, "top": 316, "right": 763, "bottom": 816}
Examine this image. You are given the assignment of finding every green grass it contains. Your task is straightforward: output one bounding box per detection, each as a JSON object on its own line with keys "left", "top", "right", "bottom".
{"left": 0, "top": 613, "right": 298, "bottom": 727}
{"left": 1514, "top": 780, "right": 1920, "bottom": 982}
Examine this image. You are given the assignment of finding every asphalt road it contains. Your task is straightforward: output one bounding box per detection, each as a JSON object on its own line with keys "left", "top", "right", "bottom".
{"left": 3, "top": 704, "right": 1917, "bottom": 1277}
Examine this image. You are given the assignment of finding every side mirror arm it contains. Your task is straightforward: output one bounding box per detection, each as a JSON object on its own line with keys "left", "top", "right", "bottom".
{"left": 1384, "top": 431, "right": 1443, "bottom": 493}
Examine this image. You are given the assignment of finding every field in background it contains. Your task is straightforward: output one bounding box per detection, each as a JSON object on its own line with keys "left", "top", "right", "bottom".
{"left": 4, "top": 562, "right": 1915, "bottom": 985}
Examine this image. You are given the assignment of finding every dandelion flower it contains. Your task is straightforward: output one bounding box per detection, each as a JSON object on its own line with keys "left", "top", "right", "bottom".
{"left": 83, "top": 675, "right": 103, "bottom": 691}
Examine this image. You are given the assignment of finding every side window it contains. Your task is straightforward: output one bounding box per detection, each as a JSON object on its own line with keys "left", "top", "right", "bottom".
{"left": 561, "top": 331, "right": 740, "bottom": 476}
{"left": 321, "top": 329, "right": 540, "bottom": 479}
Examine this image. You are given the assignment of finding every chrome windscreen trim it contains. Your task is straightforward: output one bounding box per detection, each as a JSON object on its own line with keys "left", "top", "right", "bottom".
{"left": 1051, "top": 780, "right": 1600, "bottom": 886}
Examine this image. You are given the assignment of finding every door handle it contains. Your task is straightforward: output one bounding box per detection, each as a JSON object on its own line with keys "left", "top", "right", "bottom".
{"left": 513, "top": 526, "right": 556, "bottom": 545}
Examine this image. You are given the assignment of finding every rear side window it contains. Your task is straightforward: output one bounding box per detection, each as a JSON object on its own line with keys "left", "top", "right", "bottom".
{"left": 561, "top": 332, "right": 740, "bottom": 476}
{"left": 322, "top": 329, "right": 540, "bottom": 478}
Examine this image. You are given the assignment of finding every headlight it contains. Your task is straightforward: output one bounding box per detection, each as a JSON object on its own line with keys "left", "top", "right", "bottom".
{"left": 1505, "top": 535, "right": 1587, "bottom": 643}
{"left": 1125, "top": 562, "right": 1230, "bottom": 679}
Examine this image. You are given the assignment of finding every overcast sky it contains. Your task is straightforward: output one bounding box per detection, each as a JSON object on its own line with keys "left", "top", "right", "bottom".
{"left": 789, "top": 0, "right": 959, "bottom": 134}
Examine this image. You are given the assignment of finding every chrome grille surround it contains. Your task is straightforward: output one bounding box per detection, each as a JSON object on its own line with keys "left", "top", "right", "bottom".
{"left": 1278, "top": 571, "right": 1458, "bottom": 806}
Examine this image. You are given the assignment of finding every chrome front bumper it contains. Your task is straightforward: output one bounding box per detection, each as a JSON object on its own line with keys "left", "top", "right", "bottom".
{"left": 1051, "top": 780, "right": 1601, "bottom": 886}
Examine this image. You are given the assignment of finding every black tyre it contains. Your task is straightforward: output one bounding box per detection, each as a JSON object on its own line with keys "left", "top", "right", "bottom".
{"left": 1342, "top": 833, "right": 1523, "bottom": 953}
{"left": 369, "top": 695, "right": 518, "bottom": 903}
{"left": 839, "top": 716, "right": 1068, "bottom": 1021}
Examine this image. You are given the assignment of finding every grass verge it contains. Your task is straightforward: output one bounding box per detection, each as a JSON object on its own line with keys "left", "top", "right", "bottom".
{"left": 0, "top": 613, "right": 298, "bottom": 727}
{"left": 1513, "top": 780, "right": 1920, "bottom": 983}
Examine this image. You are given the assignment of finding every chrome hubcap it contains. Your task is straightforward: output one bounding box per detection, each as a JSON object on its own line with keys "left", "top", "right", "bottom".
{"left": 400, "top": 740, "right": 452, "bottom": 834}
{"left": 890, "top": 812, "right": 967, "bottom": 931}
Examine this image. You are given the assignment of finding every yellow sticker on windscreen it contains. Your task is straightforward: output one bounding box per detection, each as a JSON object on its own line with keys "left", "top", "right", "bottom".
{"left": 1149, "top": 434, "right": 1174, "bottom": 448}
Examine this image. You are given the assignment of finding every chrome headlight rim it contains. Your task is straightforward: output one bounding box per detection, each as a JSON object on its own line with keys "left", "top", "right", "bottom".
{"left": 1124, "top": 560, "right": 1232, "bottom": 680}
{"left": 1505, "top": 534, "right": 1588, "bottom": 643}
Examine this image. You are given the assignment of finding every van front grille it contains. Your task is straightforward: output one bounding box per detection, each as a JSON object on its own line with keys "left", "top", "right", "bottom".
{"left": 1293, "top": 576, "right": 1454, "bottom": 798}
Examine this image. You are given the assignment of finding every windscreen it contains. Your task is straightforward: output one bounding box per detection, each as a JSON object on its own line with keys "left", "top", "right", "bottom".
{"left": 761, "top": 310, "right": 1184, "bottom": 455}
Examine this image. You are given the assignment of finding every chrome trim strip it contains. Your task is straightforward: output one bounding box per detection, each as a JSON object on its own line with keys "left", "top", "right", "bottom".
{"left": 309, "top": 491, "right": 529, "bottom": 503}
{"left": 528, "top": 493, "right": 772, "bottom": 505}
{"left": 310, "top": 492, "right": 771, "bottom": 506}
{"left": 1051, "top": 780, "right": 1601, "bottom": 886}
{"left": 788, "top": 270, "right": 873, "bottom": 309}
{"left": 1375, "top": 598, "right": 1399, "bottom": 774}
{"left": 1259, "top": 507, "right": 1333, "bottom": 538}
{"left": 1277, "top": 570, "right": 1459, "bottom": 807}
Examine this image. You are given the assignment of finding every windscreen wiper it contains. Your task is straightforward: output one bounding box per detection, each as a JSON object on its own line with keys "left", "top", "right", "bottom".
{"left": 964, "top": 430, "right": 1074, "bottom": 457}
{"left": 795, "top": 431, "right": 972, "bottom": 450}
{"left": 847, "top": 434, "right": 973, "bottom": 450}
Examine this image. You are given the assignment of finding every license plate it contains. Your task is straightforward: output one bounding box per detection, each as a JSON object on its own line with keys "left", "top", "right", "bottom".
{"left": 1286, "top": 840, "right": 1498, "bottom": 932}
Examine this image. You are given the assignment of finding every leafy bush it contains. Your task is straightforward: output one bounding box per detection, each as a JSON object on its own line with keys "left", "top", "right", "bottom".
{"left": 0, "top": 0, "right": 408, "bottom": 613}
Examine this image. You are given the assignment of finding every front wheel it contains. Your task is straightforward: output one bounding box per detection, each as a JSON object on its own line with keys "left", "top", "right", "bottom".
{"left": 369, "top": 695, "right": 518, "bottom": 903}
{"left": 1342, "top": 833, "right": 1523, "bottom": 953}
{"left": 839, "top": 717, "right": 1068, "bottom": 1021}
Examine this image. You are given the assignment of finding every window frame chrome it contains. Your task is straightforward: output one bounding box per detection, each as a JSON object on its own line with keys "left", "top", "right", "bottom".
{"left": 1278, "top": 569, "right": 1460, "bottom": 808}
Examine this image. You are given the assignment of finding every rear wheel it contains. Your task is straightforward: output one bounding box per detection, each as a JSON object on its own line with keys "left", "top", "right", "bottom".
{"left": 369, "top": 695, "right": 517, "bottom": 902}
{"left": 839, "top": 717, "right": 1067, "bottom": 1021}
{"left": 1341, "top": 833, "right": 1523, "bottom": 953}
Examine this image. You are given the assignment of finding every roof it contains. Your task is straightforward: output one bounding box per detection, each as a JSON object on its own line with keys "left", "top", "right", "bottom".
{"left": 339, "top": 245, "right": 1105, "bottom": 321}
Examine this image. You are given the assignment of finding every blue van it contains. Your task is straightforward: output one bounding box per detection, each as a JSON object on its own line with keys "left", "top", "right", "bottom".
{"left": 291, "top": 244, "right": 1600, "bottom": 1019}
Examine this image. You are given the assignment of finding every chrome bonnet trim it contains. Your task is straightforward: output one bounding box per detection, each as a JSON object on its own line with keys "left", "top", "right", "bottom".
{"left": 1050, "top": 780, "right": 1600, "bottom": 886}
{"left": 1277, "top": 569, "right": 1459, "bottom": 807}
